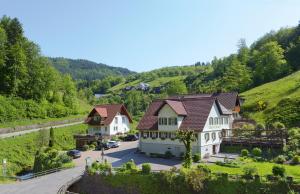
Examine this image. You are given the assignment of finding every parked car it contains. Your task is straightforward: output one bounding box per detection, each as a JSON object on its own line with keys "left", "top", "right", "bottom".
{"left": 101, "top": 142, "right": 112, "bottom": 150}
{"left": 124, "top": 134, "right": 139, "bottom": 141}
{"left": 108, "top": 141, "right": 120, "bottom": 148}
{"left": 67, "top": 150, "right": 81, "bottom": 159}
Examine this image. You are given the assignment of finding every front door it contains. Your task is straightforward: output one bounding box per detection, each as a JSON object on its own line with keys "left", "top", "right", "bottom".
{"left": 212, "top": 145, "right": 216, "bottom": 155}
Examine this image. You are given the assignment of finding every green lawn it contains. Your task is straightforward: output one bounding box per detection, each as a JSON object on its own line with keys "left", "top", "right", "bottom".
{"left": 207, "top": 160, "right": 300, "bottom": 181}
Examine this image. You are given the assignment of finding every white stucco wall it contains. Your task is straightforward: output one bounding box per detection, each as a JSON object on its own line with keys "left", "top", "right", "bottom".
{"left": 158, "top": 104, "right": 183, "bottom": 131}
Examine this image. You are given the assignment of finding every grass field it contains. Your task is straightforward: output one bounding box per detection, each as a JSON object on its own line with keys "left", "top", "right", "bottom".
{"left": 241, "top": 71, "right": 300, "bottom": 123}
{"left": 0, "top": 124, "right": 86, "bottom": 175}
{"left": 206, "top": 159, "right": 300, "bottom": 182}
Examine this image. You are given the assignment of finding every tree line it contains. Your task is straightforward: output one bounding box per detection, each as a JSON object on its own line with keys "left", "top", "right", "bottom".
{"left": 0, "top": 16, "right": 79, "bottom": 122}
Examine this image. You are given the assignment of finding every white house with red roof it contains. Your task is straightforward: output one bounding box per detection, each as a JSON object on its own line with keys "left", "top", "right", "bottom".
{"left": 137, "top": 93, "right": 240, "bottom": 158}
{"left": 85, "top": 104, "right": 132, "bottom": 136}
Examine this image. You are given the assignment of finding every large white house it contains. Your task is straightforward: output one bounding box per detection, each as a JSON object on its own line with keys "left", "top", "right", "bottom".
{"left": 85, "top": 104, "right": 132, "bottom": 136}
{"left": 137, "top": 93, "right": 241, "bottom": 158}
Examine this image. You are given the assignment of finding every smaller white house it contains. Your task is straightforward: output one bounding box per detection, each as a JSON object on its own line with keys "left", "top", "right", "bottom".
{"left": 85, "top": 104, "right": 132, "bottom": 136}
{"left": 137, "top": 93, "right": 241, "bottom": 158}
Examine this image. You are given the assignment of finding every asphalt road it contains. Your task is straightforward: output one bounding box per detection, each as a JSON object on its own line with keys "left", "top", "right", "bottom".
{"left": 0, "top": 121, "right": 83, "bottom": 139}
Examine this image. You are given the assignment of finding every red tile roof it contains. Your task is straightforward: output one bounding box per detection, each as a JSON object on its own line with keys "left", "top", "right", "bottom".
{"left": 137, "top": 95, "right": 232, "bottom": 132}
{"left": 86, "top": 104, "right": 132, "bottom": 126}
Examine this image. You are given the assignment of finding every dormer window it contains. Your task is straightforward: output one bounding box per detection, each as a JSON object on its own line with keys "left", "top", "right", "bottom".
{"left": 209, "top": 117, "right": 213, "bottom": 125}
{"left": 94, "top": 116, "right": 100, "bottom": 121}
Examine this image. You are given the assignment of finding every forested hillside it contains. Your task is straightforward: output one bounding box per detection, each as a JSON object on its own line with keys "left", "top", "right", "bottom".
{"left": 241, "top": 71, "right": 300, "bottom": 127}
{"left": 0, "top": 16, "right": 87, "bottom": 124}
{"left": 49, "top": 57, "right": 135, "bottom": 81}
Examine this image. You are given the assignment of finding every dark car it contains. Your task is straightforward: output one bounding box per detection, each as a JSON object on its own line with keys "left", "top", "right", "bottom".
{"left": 67, "top": 150, "right": 81, "bottom": 159}
{"left": 101, "top": 142, "right": 112, "bottom": 150}
{"left": 124, "top": 134, "right": 139, "bottom": 141}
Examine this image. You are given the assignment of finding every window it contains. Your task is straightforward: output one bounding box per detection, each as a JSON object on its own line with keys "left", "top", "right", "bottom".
{"left": 214, "top": 117, "right": 218, "bottom": 125}
{"left": 209, "top": 117, "right": 213, "bottom": 125}
{"left": 168, "top": 117, "right": 178, "bottom": 125}
{"left": 224, "top": 117, "right": 229, "bottom": 124}
{"left": 204, "top": 133, "right": 210, "bottom": 142}
{"left": 212, "top": 132, "right": 216, "bottom": 141}
{"left": 170, "top": 133, "right": 176, "bottom": 139}
{"left": 158, "top": 118, "right": 162, "bottom": 125}
{"left": 163, "top": 118, "right": 168, "bottom": 125}
{"left": 105, "top": 127, "right": 107, "bottom": 132}
{"left": 142, "top": 131, "right": 148, "bottom": 138}
{"left": 168, "top": 118, "right": 172, "bottom": 125}
{"left": 122, "top": 117, "right": 126, "bottom": 124}
{"left": 160, "top": 132, "right": 167, "bottom": 139}
{"left": 115, "top": 117, "right": 118, "bottom": 124}
{"left": 219, "top": 117, "right": 223, "bottom": 125}
{"left": 218, "top": 131, "right": 223, "bottom": 138}
{"left": 94, "top": 116, "right": 100, "bottom": 121}
{"left": 151, "top": 132, "right": 157, "bottom": 138}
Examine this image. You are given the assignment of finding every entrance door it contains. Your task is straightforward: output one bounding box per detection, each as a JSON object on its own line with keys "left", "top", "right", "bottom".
{"left": 212, "top": 145, "right": 216, "bottom": 155}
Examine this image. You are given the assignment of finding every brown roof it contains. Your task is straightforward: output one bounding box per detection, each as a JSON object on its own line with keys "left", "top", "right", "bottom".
{"left": 155, "top": 100, "right": 187, "bottom": 116}
{"left": 137, "top": 96, "right": 231, "bottom": 132}
{"left": 212, "top": 92, "right": 239, "bottom": 111}
{"left": 86, "top": 104, "right": 132, "bottom": 126}
{"left": 169, "top": 92, "right": 239, "bottom": 111}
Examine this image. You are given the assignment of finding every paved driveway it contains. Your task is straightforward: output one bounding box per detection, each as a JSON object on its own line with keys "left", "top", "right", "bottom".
{"left": 74, "top": 141, "right": 182, "bottom": 170}
{"left": 0, "top": 141, "right": 182, "bottom": 194}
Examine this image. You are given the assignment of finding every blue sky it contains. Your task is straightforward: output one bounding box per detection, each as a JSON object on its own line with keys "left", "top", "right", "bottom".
{"left": 1, "top": 0, "right": 300, "bottom": 72}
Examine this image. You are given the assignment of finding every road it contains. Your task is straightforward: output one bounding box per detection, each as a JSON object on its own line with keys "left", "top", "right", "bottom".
{"left": 0, "top": 141, "right": 182, "bottom": 194}
{"left": 0, "top": 121, "right": 83, "bottom": 139}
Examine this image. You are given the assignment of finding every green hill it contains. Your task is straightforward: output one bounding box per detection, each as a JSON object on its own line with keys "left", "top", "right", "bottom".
{"left": 241, "top": 71, "right": 300, "bottom": 127}
{"left": 108, "top": 65, "right": 209, "bottom": 93}
{"left": 49, "top": 57, "right": 135, "bottom": 81}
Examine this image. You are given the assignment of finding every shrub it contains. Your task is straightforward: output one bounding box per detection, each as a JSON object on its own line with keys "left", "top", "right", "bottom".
{"left": 272, "top": 165, "right": 285, "bottom": 177}
{"left": 291, "top": 155, "right": 300, "bottom": 164}
{"left": 165, "top": 151, "right": 173, "bottom": 159}
{"left": 141, "top": 163, "right": 151, "bottom": 174}
{"left": 274, "top": 155, "right": 286, "bottom": 164}
{"left": 192, "top": 154, "right": 201, "bottom": 163}
{"left": 242, "top": 167, "right": 257, "bottom": 179}
{"left": 82, "top": 144, "right": 89, "bottom": 151}
{"left": 89, "top": 144, "right": 95, "bottom": 150}
{"left": 252, "top": 147, "right": 262, "bottom": 157}
{"left": 196, "top": 164, "right": 211, "bottom": 174}
{"left": 241, "top": 149, "right": 249, "bottom": 157}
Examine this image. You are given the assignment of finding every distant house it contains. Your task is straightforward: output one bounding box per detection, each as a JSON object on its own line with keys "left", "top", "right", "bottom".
{"left": 123, "top": 86, "right": 135, "bottom": 92}
{"left": 85, "top": 104, "right": 132, "bottom": 136}
{"left": 94, "top": 93, "right": 107, "bottom": 99}
{"left": 136, "top": 82, "right": 150, "bottom": 91}
{"left": 137, "top": 93, "right": 241, "bottom": 158}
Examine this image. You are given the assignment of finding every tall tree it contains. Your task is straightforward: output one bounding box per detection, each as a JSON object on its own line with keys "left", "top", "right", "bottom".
{"left": 253, "top": 41, "right": 288, "bottom": 85}
{"left": 222, "top": 57, "right": 252, "bottom": 92}
{"left": 176, "top": 129, "right": 196, "bottom": 168}
{"left": 166, "top": 80, "right": 187, "bottom": 96}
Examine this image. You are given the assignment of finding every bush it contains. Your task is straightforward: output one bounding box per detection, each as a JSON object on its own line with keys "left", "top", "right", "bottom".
{"left": 242, "top": 167, "right": 257, "bottom": 179}
{"left": 165, "top": 151, "right": 173, "bottom": 159}
{"left": 272, "top": 165, "right": 285, "bottom": 177}
{"left": 291, "top": 155, "right": 300, "bottom": 164}
{"left": 274, "top": 155, "right": 286, "bottom": 164}
{"left": 241, "top": 149, "right": 249, "bottom": 157}
{"left": 252, "top": 147, "right": 262, "bottom": 157}
{"left": 82, "top": 144, "right": 89, "bottom": 151}
{"left": 193, "top": 154, "right": 201, "bottom": 163}
{"left": 141, "top": 163, "right": 151, "bottom": 174}
{"left": 89, "top": 144, "right": 95, "bottom": 150}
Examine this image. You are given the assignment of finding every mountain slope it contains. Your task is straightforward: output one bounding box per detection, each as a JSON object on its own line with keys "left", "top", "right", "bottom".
{"left": 49, "top": 57, "right": 135, "bottom": 81}
{"left": 241, "top": 71, "right": 300, "bottom": 126}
